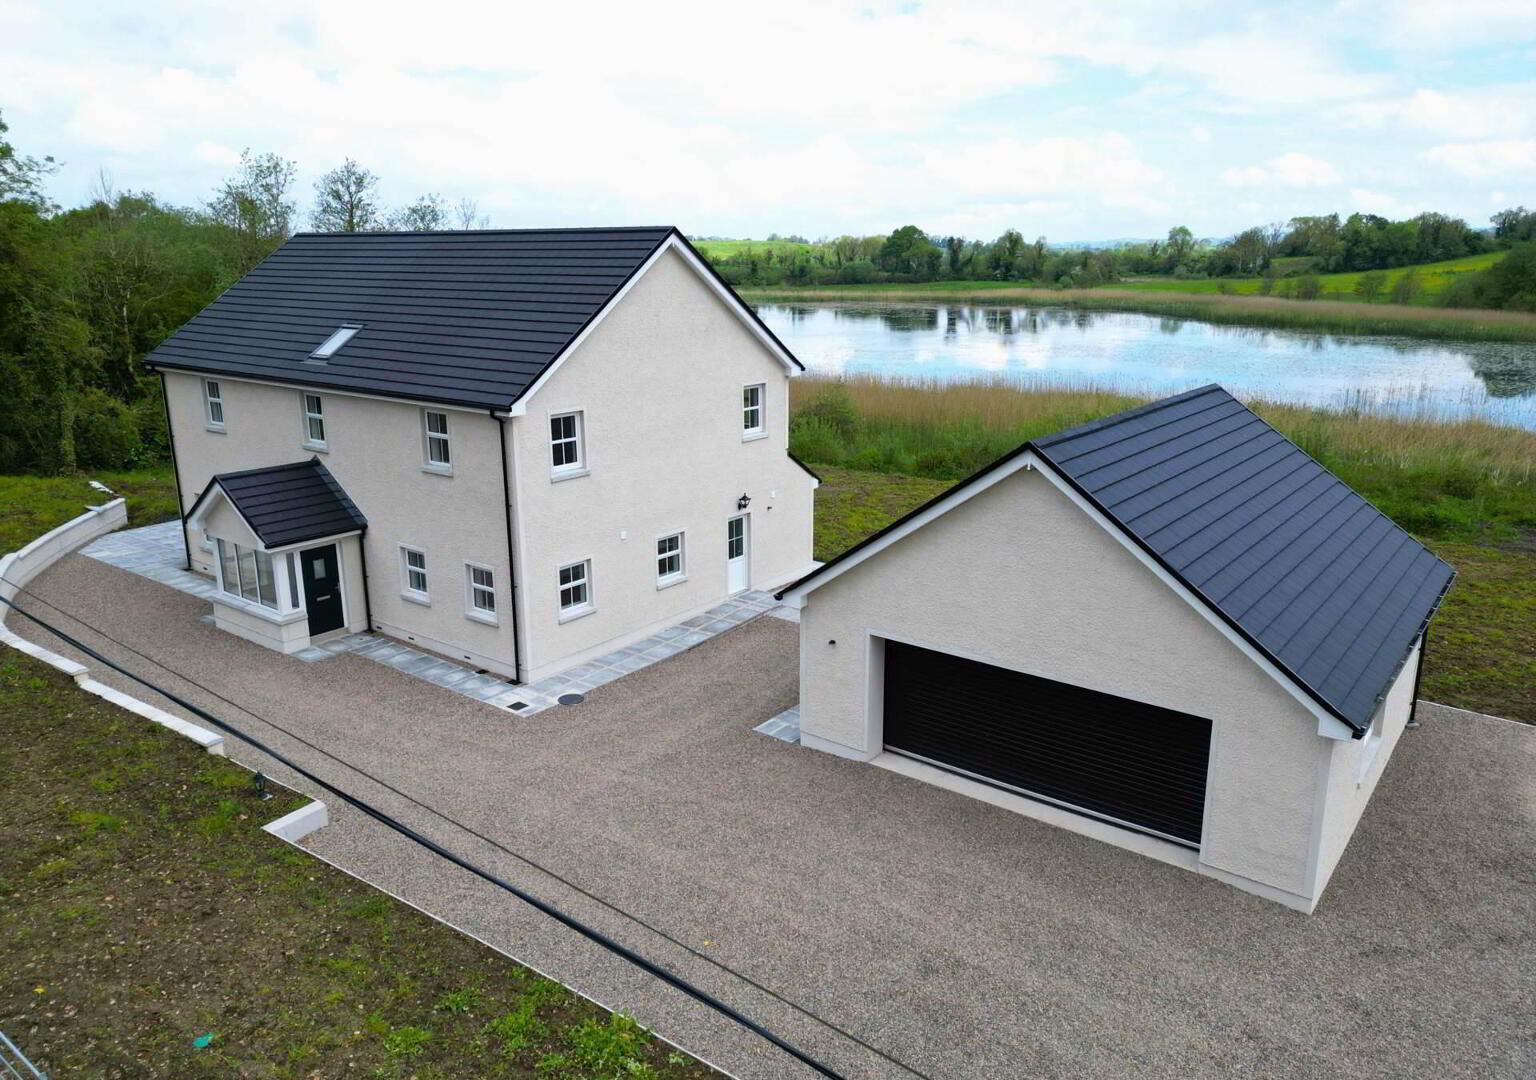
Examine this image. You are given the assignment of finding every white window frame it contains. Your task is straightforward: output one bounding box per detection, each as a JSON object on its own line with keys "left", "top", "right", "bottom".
{"left": 310, "top": 324, "right": 360, "bottom": 359}
{"left": 464, "top": 562, "right": 498, "bottom": 625}
{"left": 422, "top": 410, "right": 452, "bottom": 474}
{"left": 742, "top": 383, "right": 766, "bottom": 440}
{"left": 655, "top": 531, "right": 686, "bottom": 588}
{"left": 301, "top": 392, "right": 327, "bottom": 451}
{"left": 549, "top": 410, "right": 586, "bottom": 479}
{"left": 557, "top": 559, "right": 594, "bottom": 621}
{"left": 215, "top": 538, "right": 279, "bottom": 611}
{"left": 400, "top": 545, "right": 430, "bottom": 604}
{"left": 203, "top": 379, "right": 225, "bottom": 431}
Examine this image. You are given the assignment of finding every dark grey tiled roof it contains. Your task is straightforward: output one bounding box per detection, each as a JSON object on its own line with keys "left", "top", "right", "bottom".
{"left": 1032, "top": 385, "right": 1453, "bottom": 731}
{"left": 146, "top": 227, "right": 749, "bottom": 410}
{"left": 203, "top": 460, "right": 367, "bottom": 548}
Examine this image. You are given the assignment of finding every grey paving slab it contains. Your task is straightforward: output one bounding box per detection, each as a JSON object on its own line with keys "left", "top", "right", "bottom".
{"left": 754, "top": 706, "right": 801, "bottom": 743}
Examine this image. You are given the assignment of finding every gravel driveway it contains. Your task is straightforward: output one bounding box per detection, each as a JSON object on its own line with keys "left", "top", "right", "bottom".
{"left": 15, "top": 553, "right": 1535, "bottom": 1080}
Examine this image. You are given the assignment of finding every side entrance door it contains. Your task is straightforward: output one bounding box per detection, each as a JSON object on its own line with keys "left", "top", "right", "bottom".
{"left": 726, "top": 515, "right": 750, "bottom": 594}
{"left": 300, "top": 545, "right": 345, "bottom": 636}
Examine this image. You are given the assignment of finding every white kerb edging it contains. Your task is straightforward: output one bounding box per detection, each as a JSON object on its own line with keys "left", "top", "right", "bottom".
{"left": 0, "top": 495, "right": 226, "bottom": 755}
{"left": 263, "top": 800, "right": 330, "bottom": 842}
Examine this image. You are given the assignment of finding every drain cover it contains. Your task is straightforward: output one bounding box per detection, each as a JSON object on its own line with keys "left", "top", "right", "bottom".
{"left": 505, "top": 701, "right": 527, "bottom": 711}
{"left": 557, "top": 693, "right": 586, "bottom": 705}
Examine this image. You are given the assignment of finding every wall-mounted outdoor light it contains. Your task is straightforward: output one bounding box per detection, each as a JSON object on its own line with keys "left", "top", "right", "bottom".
{"left": 737, "top": 493, "right": 751, "bottom": 510}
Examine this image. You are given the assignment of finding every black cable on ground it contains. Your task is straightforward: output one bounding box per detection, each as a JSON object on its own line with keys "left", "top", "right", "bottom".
{"left": 0, "top": 590, "right": 853, "bottom": 1080}
{"left": 1, "top": 575, "right": 934, "bottom": 1080}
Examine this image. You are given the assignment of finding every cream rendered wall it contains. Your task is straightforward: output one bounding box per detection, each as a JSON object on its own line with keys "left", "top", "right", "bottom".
{"left": 1309, "top": 638, "right": 1422, "bottom": 895}
{"left": 508, "top": 247, "right": 816, "bottom": 681}
{"left": 165, "top": 372, "right": 516, "bottom": 670}
{"left": 797, "top": 465, "right": 1332, "bottom": 905}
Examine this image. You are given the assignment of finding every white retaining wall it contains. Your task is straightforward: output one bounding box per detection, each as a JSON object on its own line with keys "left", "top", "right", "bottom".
{"left": 0, "top": 496, "right": 225, "bottom": 755}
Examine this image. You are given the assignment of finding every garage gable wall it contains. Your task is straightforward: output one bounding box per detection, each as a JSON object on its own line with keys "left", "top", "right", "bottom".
{"left": 799, "top": 465, "right": 1326, "bottom": 896}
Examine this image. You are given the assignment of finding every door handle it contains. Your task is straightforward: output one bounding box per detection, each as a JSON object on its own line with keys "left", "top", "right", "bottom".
{"left": 315, "top": 594, "right": 332, "bottom": 601}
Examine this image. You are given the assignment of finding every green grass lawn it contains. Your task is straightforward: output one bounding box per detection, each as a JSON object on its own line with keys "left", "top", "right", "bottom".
{"left": 0, "top": 468, "right": 179, "bottom": 552}
{"left": 1111, "top": 251, "right": 1506, "bottom": 303}
{"left": 813, "top": 466, "right": 1535, "bottom": 723}
{"left": 0, "top": 652, "right": 720, "bottom": 1079}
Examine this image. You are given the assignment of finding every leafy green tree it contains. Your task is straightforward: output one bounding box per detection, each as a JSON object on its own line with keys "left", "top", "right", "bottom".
{"left": 310, "top": 158, "right": 382, "bottom": 232}
{"left": 0, "top": 110, "right": 58, "bottom": 204}
{"left": 876, "top": 225, "right": 936, "bottom": 278}
{"left": 1295, "top": 273, "right": 1322, "bottom": 300}
{"left": 1355, "top": 270, "right": 1387, "bottom": 302}
{"left": 390, "top": 192, "right": 450, "bottom": 231}
{"left": 206, "top": 149, "right": 297, "bottom": 273}
{"left": 1389, "top": 268, "right": 1421, "bottom": 305}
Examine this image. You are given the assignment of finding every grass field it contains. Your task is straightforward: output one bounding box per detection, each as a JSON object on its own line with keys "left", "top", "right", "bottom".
{"left": 1111, "top": 251, "right": 1506, "bottom": 302}
{"left": 0, "top": 468, "right": 179, "bottom": 551}
{"left": 692, "top": 238, "right": 813, "bottom": 259}
{"left": 0, "top": 650, "right": 719, "bottom": 1079}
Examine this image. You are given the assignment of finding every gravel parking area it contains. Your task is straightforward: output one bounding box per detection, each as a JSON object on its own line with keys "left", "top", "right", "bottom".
{"left": 13, "top": 553, "right": 1535, "bottom": 1080}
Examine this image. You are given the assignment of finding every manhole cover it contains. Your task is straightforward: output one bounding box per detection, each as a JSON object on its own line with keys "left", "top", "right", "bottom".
{"left": 557, "top": 693, "right": 586, "bottom": 706}
{"left": 505, "top": 701, "right": 528, "bottom": 711}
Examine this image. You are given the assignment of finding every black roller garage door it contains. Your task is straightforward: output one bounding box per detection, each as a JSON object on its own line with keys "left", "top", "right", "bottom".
{"left": 883, "top": 640, "right": 1211, "bottom": 846}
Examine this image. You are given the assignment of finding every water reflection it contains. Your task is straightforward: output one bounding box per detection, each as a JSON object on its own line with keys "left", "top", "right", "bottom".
{"left": 758, "top": 302, "right": 1536, "bottom": 428}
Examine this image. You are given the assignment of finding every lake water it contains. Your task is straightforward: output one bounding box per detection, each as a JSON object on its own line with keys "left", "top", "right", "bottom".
{"left": 756, "top": 303, "right": 1536, "bottom": 429}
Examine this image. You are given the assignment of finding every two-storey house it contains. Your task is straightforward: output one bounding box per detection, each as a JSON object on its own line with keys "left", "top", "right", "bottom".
{"left": 147, "top": 227, "right": 817, "bottom": 683}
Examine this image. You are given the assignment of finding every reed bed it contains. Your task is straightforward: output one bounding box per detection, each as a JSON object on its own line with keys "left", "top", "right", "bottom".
{"left": 789, "top": 374, "right": 1536, "bottom": 541}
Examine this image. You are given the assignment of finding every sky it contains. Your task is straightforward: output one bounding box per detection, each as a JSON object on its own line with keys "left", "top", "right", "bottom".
{"left": 2, "top": 0, "right": 1534, "bottom": 242}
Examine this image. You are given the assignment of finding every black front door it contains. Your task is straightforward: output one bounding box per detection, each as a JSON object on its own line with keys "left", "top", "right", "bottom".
{"left": 300, "top": 545, "right": 344, "bottom": 636}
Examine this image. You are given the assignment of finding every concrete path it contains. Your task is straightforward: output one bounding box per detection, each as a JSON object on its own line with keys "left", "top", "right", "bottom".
{"left": 13, "top": 554, "right": 1534, "bottom": 1080}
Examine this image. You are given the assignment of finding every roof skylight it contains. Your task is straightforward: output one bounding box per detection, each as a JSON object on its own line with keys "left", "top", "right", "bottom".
{"left": 310, "top": 324, "right": 361, "bottom": 359}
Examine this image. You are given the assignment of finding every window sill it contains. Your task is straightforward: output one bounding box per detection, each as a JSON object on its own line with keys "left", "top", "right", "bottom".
{"left": 205, "top": 424, "right": 227, "bottom": 435}
{"left": 656, "top": 574, "right": 688, "bottom": 591}
{"left": 557, "top": 604, "right": 596, "bottom": 624}
{"left": 742, "top": 430, "right": 769, "bottom": 442}
{"left": 551, "top": 468, "right": 590, "bottom": 483}
{"left": 421, "top": 464, "right": 454, "bottom": 477}
{"left": 211, "top": 591, "right": 304, "bottom": 624}
{"left": 401, "top": 591, "right": 432, "bottom": 607}
{"left": 465, "top": 609, "right": 499, "bottom": 627}
{"left": 302, "top": 441, "right": 329, "bottom": 454}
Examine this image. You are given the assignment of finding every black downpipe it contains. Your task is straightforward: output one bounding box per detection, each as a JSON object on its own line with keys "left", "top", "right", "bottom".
{"left": 158, "top": 371, "right": 194, "bottom": 571}
{"left": 357, "top": 527, "right": 375, "bottom": 632}
{"left": 495, "top": 414, "right": 524, "bottom": 684}
{"left": 1407, "top": 628, "right": 1429, "bottom": 728}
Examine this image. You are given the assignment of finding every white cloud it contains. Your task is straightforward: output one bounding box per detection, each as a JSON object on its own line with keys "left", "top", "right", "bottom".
{"left": 1220, "top": 153, "right": 1340, "bottom": 188}
{"left": 1343, "top": 86, "right": 1536, "bottom": 139}
{"left": 1422, "top": 139, "right": 1536, "bottom": 179}
{"left": 1339, "top": 0, "right": 1536, "bottom": 49}
{"left": 1188, "top": 125, "right": 1213, "bottom": 143}
{"left": 1347, "top": 188, "right": 1426, "bottom": 218}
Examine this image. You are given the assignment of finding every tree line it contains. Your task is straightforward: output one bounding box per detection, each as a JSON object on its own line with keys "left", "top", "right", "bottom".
{"left": 702, "top": 211, "right": 1536, "bottom": 303}
{"left": 0, "top": 114, "right": 488, "bottom": 475}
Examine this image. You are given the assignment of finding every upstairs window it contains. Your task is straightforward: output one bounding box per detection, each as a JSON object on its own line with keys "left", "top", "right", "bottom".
{"left": 422, "top": 410, "right": 452, "bottom": 472}
{"left": 550, "top": 411, "right": 585, "bottom": 476}
{"left": 656, "top": 532, "right": 684, "bottom": 585}
{"left": 310, "top": 324, "right": 360, "bottom": 359}
{"left": 742, "top": 383, "right": 765, "bottom": 438}
{"left": 400, "top": 546, "right": 429, "bottom": 601}
{"left": 204, "top": 379, "right": 225, "bottom": 430}
{"left": 302, "top": 393, "right": 326, "bottom": 449}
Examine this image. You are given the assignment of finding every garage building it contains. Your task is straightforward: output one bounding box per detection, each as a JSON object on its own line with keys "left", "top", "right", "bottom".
{"left": 779, "top": 385, "right": 1453, "bottom": 912}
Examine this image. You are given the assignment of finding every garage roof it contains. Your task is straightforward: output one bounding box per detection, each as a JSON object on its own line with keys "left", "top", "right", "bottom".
{"left": 192, "top": 459, "right": 367, "bottom": 549}
{"left": 783, "top": 385, "right": 1454, "bottom": 734}
{"left": 144, "top": 227, "right": 799, "bottom": 410}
